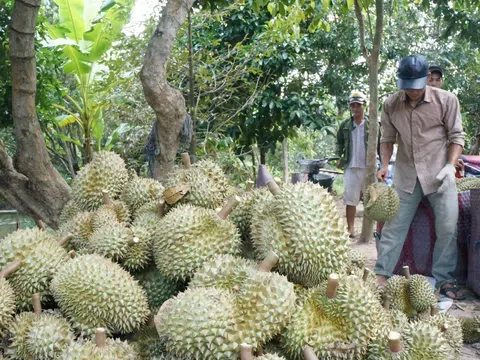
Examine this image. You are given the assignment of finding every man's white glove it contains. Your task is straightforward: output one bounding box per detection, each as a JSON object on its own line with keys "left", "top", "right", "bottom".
{"left": 436, "top": 163, "right": 456, "bottom": 194}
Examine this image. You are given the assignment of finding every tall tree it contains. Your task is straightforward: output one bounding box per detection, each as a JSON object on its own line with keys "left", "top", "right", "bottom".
{"left": 0, "top": 0, "right": 70, "bottom": 229}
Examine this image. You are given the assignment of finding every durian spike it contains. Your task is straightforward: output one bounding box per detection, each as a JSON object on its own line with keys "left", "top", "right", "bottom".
{"left": 35, "top": 219, "right": 46, "bottom": 231}
{"left": 158, "top": 199, "right": 166, "bottom": 217}
{"left": 383, "top": 296, "right": 390, "bottom": 310}
{"left": 387, "top": 331, "right": 403, "bottom": 353}
{"left": 102, "top": 189, "right": 111, "bottom": 205}
{"left": 58, "top": 233, "right": 73, "bottom": 247}
{"left": 68, "top": 250, "right": 76, "bottom": 259}
{"left": 0, "top": 260, "right": 22, "bottom": 279}
{"left": 431, "top": 304, "right": 439, "bottom": 316}
{"left": 32, "top": 293, "right": 42, "bottom": 313}
{"left": 303, "top": 346, "right": 320, "bottom": 360}
{"left": 402, "top": 266, "right": 411, "bottom": 279}
{"left": 258, "top": 251, "right": 279, "bottom": 272}
{"left": 362, "top": 268, "right": 370, "bottom": 282}
{"left": 326, "top": 273, "right": 339, "bottom": 299}
{"left": 267, "top": 180, "right": 281, "bottom": 196}
{"left": 217, "top": 196, "right": 241, "bottom": 219}
{"left": 95, "top": 328, "right": 107, "bottom": 348}
{"left": 128, "top": 237, "right": 140, "bottom": 246}
{"left": 240, "top": 344, "right": 254, "bottom": 360}
{"left": 181, "top": 152, "right": 191, "bottom": 169}
{"left": 246, "top": 180, "right": 254, "bottom": 192}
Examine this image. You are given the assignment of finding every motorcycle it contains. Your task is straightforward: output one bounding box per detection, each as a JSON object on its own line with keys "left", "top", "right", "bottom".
{"left": 292, "top": 157, "right": 341, "bottom": 192}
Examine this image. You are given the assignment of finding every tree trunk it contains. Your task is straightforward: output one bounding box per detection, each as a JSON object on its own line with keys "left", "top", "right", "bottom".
{"left": 0, "top": 0, "right": 70, "bottom": 229}
{"left": 260, "top": 147, "right": 267, "bottom": 165}
{"left": 187, "top": 9, "right": 196, "bottom": 163}
{"left": 282, "top": 137, "right": 288, "bottom": 183}
{"left": 140, "top": 0, "right": 194, "bottom": 181}
{"left": 355, "top": 0, "right": 384, "bottom": 243}
{"left": 470, "top": 123, "right": 480, "bottom": 155}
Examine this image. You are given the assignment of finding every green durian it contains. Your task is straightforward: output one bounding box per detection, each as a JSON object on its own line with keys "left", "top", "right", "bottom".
{"left": 84, "top": 223, "right": 134, "bottom": 261}
{"left": 163, "top": 159, "right": 230, "bottom": 209}
{"left": 364, "top": 182, "right": 399, "bottom": 222}
{"left": 26, "top": 312, "right": 75, "bottom": 359}
{"left": 153, "top": 204, "right": 241, "bottom": 281}
{"left": 345, "top": 248, "right": 367, "bottom": 273}
{"left": 122, "top": 172, "right": 164, "bottom": 213}
{"left": 91, "top": 207, "right": 119, "bottom": 231}
{"left": 384, "top": 276, "right": 416, "bottom": 318}
{"left": 0, "top": 228, "right": 69, "bottom": 310}
{"left": 250, "top": 182, "right": 351, "bottom": 287}
{"left": 456, "top": 177, "right": 480, "bottom": 192}
{"left": 408, "top": 274, "right": 436, "bottom": 312}
{"left": 402, "top": 321, "right": 450, "bottom": 359}
{"left": 60, "top": 211, "right": 93, "bottom": 250}
{"left": 50, "top": 254, "right": 149, "bottom": 336}
{"left": 6, "top": 312, "right": 37, "bottom": 359}
{"left": 61, "top": 337, "right": 137, "bottom": 359}
{"left": 132, "top": 326, "right": 186, "bottom": 360}
{"left": 427, "top": 313, "right": 463, "bottom": 359}
{"left": 461, "top": 315, "right": 480, "bottom": 344}
{"left": 133, "top": 200, "right": 164, "bottom": 226}
{"left": 134, "top": 266, "right": 185, "bottom": 313}
{"left": 0, "top": 277, "right": 15, "bottom": 336}
{"left": 72, "top": 151, "right": 129, "bottom": 211}
{"left": 121, "top": 225, "right": 154, "bottom": 272}
{"left": 59, "top": 199, "right": 81, "bottom": 224}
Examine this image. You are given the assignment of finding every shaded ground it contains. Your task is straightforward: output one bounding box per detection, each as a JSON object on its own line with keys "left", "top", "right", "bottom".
{"left": 335, "top": 198, "right": 480, "bottom": 359}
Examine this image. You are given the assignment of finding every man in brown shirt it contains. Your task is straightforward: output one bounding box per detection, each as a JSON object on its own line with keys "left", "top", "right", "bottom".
{"left": 375, "top": 54, "right": 464, "bottom": 299}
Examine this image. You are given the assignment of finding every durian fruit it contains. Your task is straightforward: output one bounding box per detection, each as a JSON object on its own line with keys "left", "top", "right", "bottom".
{"left": 384, "top": 275, "right": 417, "bottom": 318}
{"left": 132, "top": 326, "right": 187, "bottom": 360}
{"left": 60, "top": 211, "right": 94, "bottom": 249}
{"left": 72, "top": 151, "right": 129, "bottom": 211}
{"left": 134, "top": 266, "right": 185, "bottom": 313}
{"left": 345, "top": 248, "right": 367, "bottom": 274}
{"left": 366, "top": 331, "right": 410, "bottom": 360}
{"left": 122, "top": 171, "right": 164, "bottom": 213}
{"left": 59, "top": 199, "right": 81, "bottom": 224}
{"left": 240, "top": 343, "right": 286, "bottom": 360}
{"left": 51, "top": 254, "right": 149, "bottom": 336}
{"left": 153, "top": 199, "right": 242, "bottom": 281}
{"left": 163, "top": 158, "right": 230, "bottom": 209}
{"left": 461, "top": 315, "right": 480, "bottom": 344}
{"left": 91, "top": 206, "right": 119, "bottom": 231}
{"left": 456, "top": 177, "right": 480, "bottom": 192}
{"left": 408, "top": 274, "right": 436, "bottom": 312}
{"left": 364, "top": 182, "right": 400, "bottom": 222}
{"left": 6, "top": 312, "right": 38, "bottom": 359}
{"left": 250, "top": 181, "right": 351, "bottom": 287}
{"left": 0, "top": 228, "right": 69, "bottom": 310}
{"left": 0, "top": 261, "right": 18, "bottom": 336}
{"left": 121, "top": 226, "right": 153, "bottom": 272}
{"left": 84, "top": 223, "right": 134, "bottom": 261}
{"left": 402, "top": 320, "right": 450, "bottom": 359}
{"left": 61, "top": 328, "right": 137, "bottom": 359}
{"left": 427, "top": 313, "right": 463, "bottom": 359}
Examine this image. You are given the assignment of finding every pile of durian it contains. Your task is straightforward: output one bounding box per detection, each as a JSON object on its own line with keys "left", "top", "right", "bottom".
{"left": 456, "top": 177, "right": 480, "bottom": 193}
{"left": 0, "top": 150, "right": 472, "bottom": 359}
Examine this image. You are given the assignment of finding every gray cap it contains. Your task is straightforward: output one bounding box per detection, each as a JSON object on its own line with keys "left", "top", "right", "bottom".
{"left": 397, "top": 54, "right": 428, "bottom": 90}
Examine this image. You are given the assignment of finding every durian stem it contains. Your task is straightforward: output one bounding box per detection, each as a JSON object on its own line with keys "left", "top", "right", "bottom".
{"left": 102, "top": 189, "right": 111, "bottom": 205}
{"left": 441, "top": 323, "right": 449, "bottom": 332}
{"left": 266, "top": 180, "right": 281, "bottom": 196}
{"left": 303, "top": 346, "right": 320, "bottom": 360}
{"left": 95, "top": 328, "right": 107, "bottom": 348}
{"left": 158, "top": 199, "right": 166, "bottom": 217}
{"left": 240, "top": 344, "right": 254, "bottom": 360}
{"left": 68, "top": 250, "right": 76, "bottom": 259}
{"left": 246, "top": 180, "right": 254, "bottom": 192}
{"left": 32, "top": 293, "right": 42, "bottom": 313}
{"left": 402, "top": 266, "right": 411, "bottom": 279}
{"left": 387, "top": 331, "right": 403, "bottom": 353}
{"left": 431, "top": 304, "right": 439, "bottom": 316}
{"left": 217, "top": 196, "right": 241, "bottom": 219}
{"left": 383, "top": 297, "right": 390, "bottom": 310}
{"left": 35, "top": 219, "right": 46, "bottom": 230}
{"left": 274, "top": 177, "right": 282, "bottom": 184}
{"left": 181, "top": 152, "right": 191, "bottom": 169}
{"left": 128, "top": 237, "right": 140, "bottom": 246}
{"left": 258, "top": 251, "right": 279, "bottom": 272}
{"left": 362, "top": 268, "right": 370, "bottom": 282}
{"left": 0, "top": 260, "right": 22, "bottom": 279}
{"left": 326, "top": 273, "right": 339, "bottom": 299}
{"left": 58, "top": 233, "right": 73, "bottom": 247}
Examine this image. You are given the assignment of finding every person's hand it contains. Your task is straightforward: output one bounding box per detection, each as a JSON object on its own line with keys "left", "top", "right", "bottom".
{"left": 455, "top": 158, "right": 465, "bottom": 171}
{"left": 436, "top": 163, "right": 456, "bottom": 193}
{"left": 377, "top": 167, "right": 389, "bottom": 182}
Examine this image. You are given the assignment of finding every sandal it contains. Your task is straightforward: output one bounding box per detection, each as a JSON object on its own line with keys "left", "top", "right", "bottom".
{"left": 439, "top": 285, "right": 466, "bottom": 300}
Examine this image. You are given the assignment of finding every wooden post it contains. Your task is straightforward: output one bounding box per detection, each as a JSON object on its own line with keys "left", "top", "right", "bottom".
{"left": 158, "top": 199, "right": 165, "bottom": 217}
{"left": 240, "top": 344, "right": 254, "bottom": 360}
{"left": 32, "top": 293, "right": 42, "bottom": 313}
{"left": 303, "top": 346, "right": 319, "bottom": 360}
{"left": 95, "top": 328, "right": 107, "bottom": 348}
{"left": 102, "top": 189, "right": 111, "bottom": 206}
{"left": 258, "top": 251, "right": 279, "bottom": 272}
{"left": 387, "top": 331, "right": 403, "bottom": 353}
{"left": 326, "top": 274, "right": 339, "bottom": 299}
{"left": 181, "top": 153, "right": 191, "bottom": 169}
{"left": 0, "top": 260, "right": 22, "bottom": 278}
{"left": 402, "top": 266, "right": 410, "bottom": 279}
{"left": 217, "top": 196, "right": 240, "bottom": 219}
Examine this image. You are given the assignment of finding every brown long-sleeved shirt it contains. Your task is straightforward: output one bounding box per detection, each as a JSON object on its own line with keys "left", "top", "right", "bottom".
{"left": 380, "top": 86, "right": 465, "bottom": 195}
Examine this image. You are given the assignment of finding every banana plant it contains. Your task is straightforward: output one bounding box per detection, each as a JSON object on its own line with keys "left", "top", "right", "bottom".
{"left": 46, "top": 0, "right": 134, "bottom": 163}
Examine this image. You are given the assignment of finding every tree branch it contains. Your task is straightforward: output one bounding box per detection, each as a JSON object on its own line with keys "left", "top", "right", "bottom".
{"left": 371, "top": 0, "right": 384, "bottom": 63}
{"left": 354, "top": 0, "right": 370, "bottom": 62}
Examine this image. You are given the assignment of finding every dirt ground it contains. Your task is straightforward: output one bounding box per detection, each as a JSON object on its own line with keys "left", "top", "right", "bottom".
{"left": 335, "top": 198, "right": 480, "bottom": 359}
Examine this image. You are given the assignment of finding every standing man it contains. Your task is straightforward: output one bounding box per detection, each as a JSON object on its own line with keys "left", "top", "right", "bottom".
{"left": 427, "top": 65, "right": 444, "bottom": 88}
{"left": 336, "top": 91, "right": 368, "bottom": 238}
{"left": 375, "top": 55, "right": 464, "bottom": 299}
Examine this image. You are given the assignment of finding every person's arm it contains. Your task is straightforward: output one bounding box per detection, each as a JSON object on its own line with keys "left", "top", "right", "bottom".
{"left": 447, "top": 144, "right": 463, "bottom": 166}
{"left": 377, "top": 99, "right": 397, "bottom": 181}
{"left": 336, "top": 122, "right": 345, "bottom": 158}
{"left": 444, "top": 94, "right": 465, "bottom": 164}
